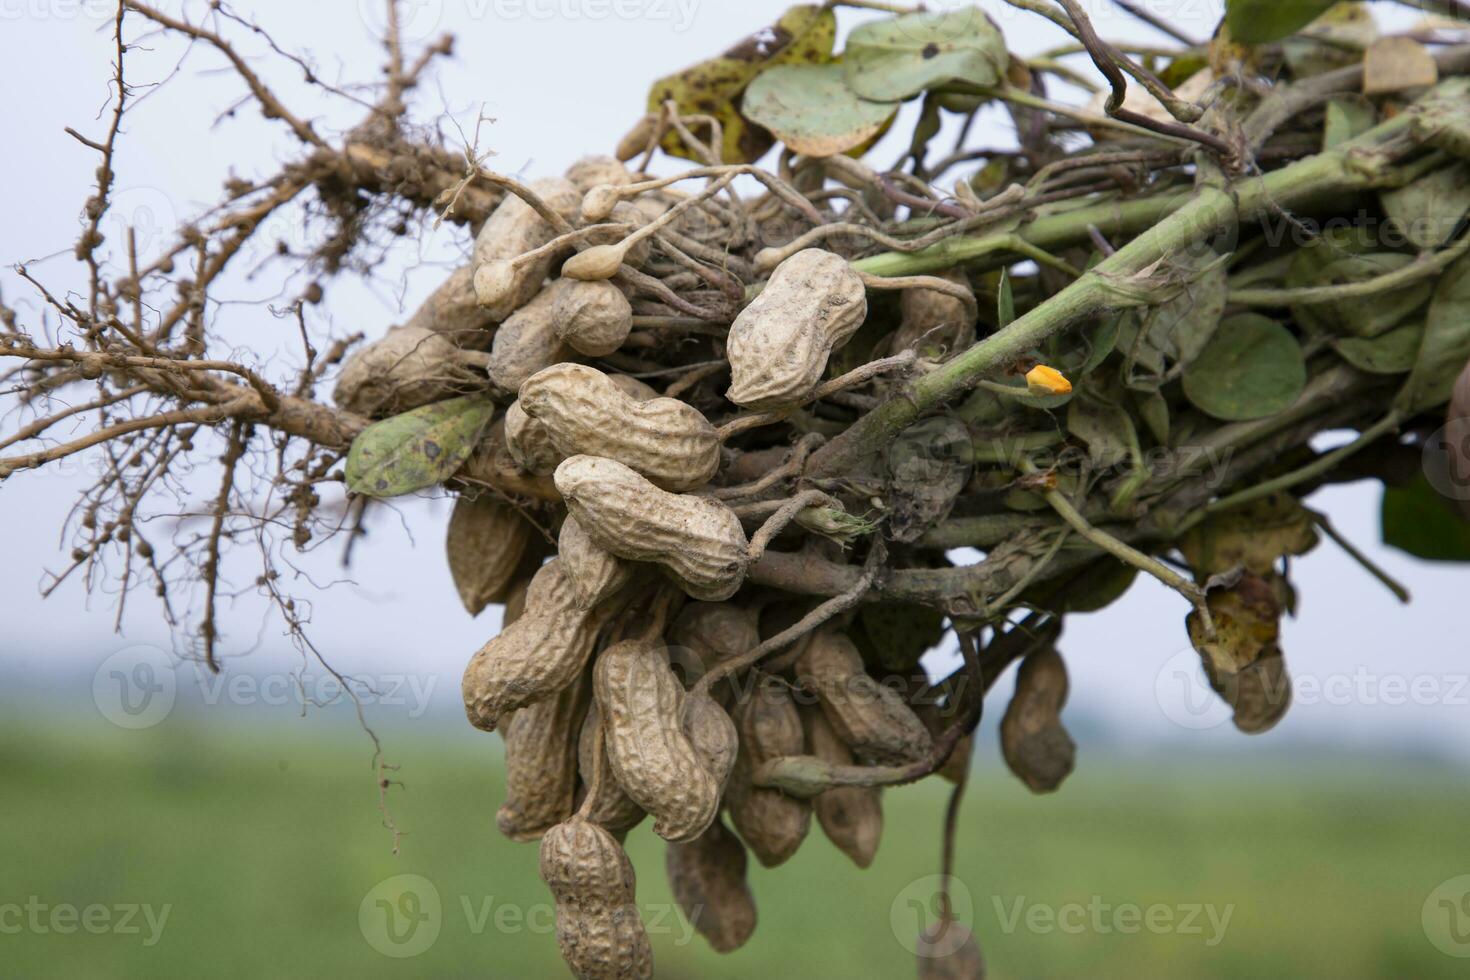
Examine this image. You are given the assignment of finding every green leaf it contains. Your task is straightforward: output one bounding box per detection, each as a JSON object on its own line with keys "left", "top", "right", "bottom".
{"left": 1225, "top": 0, "right": 1342, "bottom": 45}
{"left": 997, "top": 268, "right": 1015, "bottom": 329}
{"left": 1129, "top": 248, "right": 1230, "bottom": 387}
{"left": 842, "top": 7, "right": 1007, "bottom": 103}
{"left": 1133, "top": 388, "right": 1170, "bottom": 445}
{"left": 1067, "top": 389, "right": 1134, "bottom": 469}
{"left": 1379, "top": 162, "right": 1470, "bottom": 251}
{"left": 1381, "top": 473, "right": 1470, "bottom": 562}
{"left": 741, "top": 63, "right": 898, "bottom": 157}
{"left": 647, "top": 4, "right": 837, "bottom": 164}
{"left": 346, "top": 397, "right": 494, "bottom": 498}
{"left": 1322, "top": 97, "right": 1376, "bottom": 150}
{"left": 1412, "top": 77, "right": 1470, "bottom": 158}
{"left": 1395, "top": 253, "right": 1470, "bottom": 415}
{"left": 1182, "top": 314, "right": 1307, "bottom": 422}
{"left": 1288, "top": 250, "right": 1431, "bottom": 337}
{"left": 1333, "top": 320, "right": 1425, "bottom": 374}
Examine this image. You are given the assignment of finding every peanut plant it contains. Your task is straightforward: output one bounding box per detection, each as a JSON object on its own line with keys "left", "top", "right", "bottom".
{"left": 5, "top": 2, "right": 1470, "bottom": 976}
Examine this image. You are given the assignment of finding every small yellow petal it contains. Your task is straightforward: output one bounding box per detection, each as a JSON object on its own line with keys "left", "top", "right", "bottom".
{"left": 1025, "top": 365, "right": 1072, "bottom": 396}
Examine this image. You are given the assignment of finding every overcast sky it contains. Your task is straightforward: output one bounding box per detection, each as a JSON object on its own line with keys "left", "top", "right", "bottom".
{"left": 3, "top": 0, "right": 1467, "bottom": 758}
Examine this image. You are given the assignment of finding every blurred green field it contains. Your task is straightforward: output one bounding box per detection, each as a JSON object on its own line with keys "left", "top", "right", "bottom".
{"left": 3, "top": 709, "right": 1468, "bottom": 979}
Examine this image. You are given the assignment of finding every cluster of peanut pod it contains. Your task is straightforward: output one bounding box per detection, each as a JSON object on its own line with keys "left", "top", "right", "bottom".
{"left": 331, "top": 146, "right": 1077, "bottom": 977}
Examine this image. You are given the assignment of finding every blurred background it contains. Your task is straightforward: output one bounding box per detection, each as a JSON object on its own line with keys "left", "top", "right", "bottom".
{"left": 2, "top": 1, "right": 1469, "bottom": 976}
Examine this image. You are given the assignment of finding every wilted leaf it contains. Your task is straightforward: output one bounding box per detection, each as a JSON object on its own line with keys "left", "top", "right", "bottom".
{"left": 1362, "top": 36, "right": 1438, "bottom": 95}
{"left": 742, "top": 63, "right": 898, "bottom": 157}
{"left": 1380, "top": 162, "right": 1470, "bottom": 251}
{"left": 1133, "top": 388, "right": 1170, "bottom": 444}
{"left": 1182, "top": 314, "right": 1307, "bottom": 422}
{"left": 1412, "top": 77, "right": 1470, "bottom": 158}
{"left": 885, "top": 415, "right": 973, "bottom": 542}
{"left": 646, "top": 4, "right": 836, "bottom": 164}
{"left": 1381, "top": 471, "right": 1470, "bottom": 561}
{"left": 997, "top": 267, "right": 1015, "bottom": 328}
{"left": 1126, "top": 248, "right": 1229, "bottom": 386}
{"left": 1179, "top": 493, "right": 1320, "bottom": 577}
{"left": 1280, "top": 2, "right": 1377, "bottom": 77}
{"left": 1396, "top": 253, "right": 1470, "bottom": 415}
{"left": 345, "top": 396, "right": 494, "bottom": 498}
{"left": 1333, "top": 320, "right": 1425, "bottom": 374}
{"left": 1186, "top": 571, "right": 1282, "bottom": 678}
{"left": 1299, "top": 253, "right": 1432, "bottom": 337}
{"left": 1226, "top": 0, "right": 1341, "bottom": 45}
{"left": 843, "top": 8, "right": 1007, "bottom": 103}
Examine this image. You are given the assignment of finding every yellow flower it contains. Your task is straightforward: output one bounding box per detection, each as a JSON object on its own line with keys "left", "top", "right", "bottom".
{"left": 1025, "top": 365, "right": 1072, "bottom": 396}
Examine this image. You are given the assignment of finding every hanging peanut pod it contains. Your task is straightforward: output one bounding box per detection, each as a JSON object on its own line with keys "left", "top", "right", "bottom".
{"left": 555, "top": 456, "right": 748, "bottom": 601}
{"left": 1000, "top": 648, "right": 1076, "bottom": 793}
{"left": 445, "top": 492, "right": 537, "bottom": 615}
{"left": 796, "top": 628, "right": 934, "bottom": 765}
{"left": 461, "top": 558, "right": 613, "bottom": 732}
{"left": 576, "top": 702, "right": 647, "bottom": 837}
{"left": 521, "top": 364, "right": 721, "bottom": 490}
{"left": 594, "top": 639, "right": 721, "bottom": 842}
{"left": 725, "top": 676, "right": 811, "bottom": 868}
{"left": 892, "top": 268, "right": 979, "bottom": 360}
{"left": 665, "top": 816, "right": 758, "bottom": 953}
{"left": 485, "top": 279, "right": 579, "bottom": 396}
{"left": 804, "top": 707, "right": 883, "bottom": 868}
{"left": 726, "top": 248, "right": 867, "bottom": 409}
{"left": 539, "top": 815, "right": 654, "bottom": 980}
{"left": 498, "top": 670, "right": 590, "bottom": 842}
{"left": 552, "top": 279, "right": 634, "bottom": 357}
{"left": 333, "top": 325, "right": 484, "bottom": 417}
{"left": 559, "top": 514, "right": 633, "bottom": 610}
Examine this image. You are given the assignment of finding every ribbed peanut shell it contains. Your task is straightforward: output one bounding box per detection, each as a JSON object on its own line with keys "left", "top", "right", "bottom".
{"left": 333, "top": 325, "right": 478, "bottom": 417}
{"left": 576, "top": 702, "right": 647, "bottom": 836}
{"left": 593, "top": 639, "right": 720, "bottom": 843}
{"left": 1000, "top": 647, "right": 1075, "bottom": 793}
{"left": 796, "top": 629, "right": 933, "bottom": 765}
{"left": 539, "top": 816, "right": 654, "bottom": 980}
{"left": 522, "top": 364, "right": 720, "bottom": 491}
{"left": 486, "top": 279, "right": 578, "bottom": 397}
{"left": 559, "top": 515, "right": 632, "bottom": 610}
{"left": 461, "top": 558, "right": 607, "bottom": 732}
{"left": 681, "top": 690, "right": 738, "bottom": 791}
{"left": 671, "top": 602, "right": 760, "bottom": 670}
{"left": 725, "top": 678, "right": 811, "bottom": 868}
{"left": 504, "top": 400, "right": 562, "bottom": 475}
{"left": 498, "top": 670, "right": 589, "bottom": 842}
{"left": 473, "top": 176, "right": 580, "bottom": 321}
{"left": 555, "top": 456, "right": 747, "bottom": 601}
{"left": 726, "top": 248, "right": 867, "bottom": 409}
{"left": 404, "top": 264, "right": 497, "bottom": 345}
{"left": 666, "top": 816, "right": 757, "bottom": 953}
{"left": 552, "top": 279, "right": 633, "bottom": 357}
{"left": 446, "top": 492, "right": 535, "bottom": 615}
{"left": 804, "top": 708, "right": 883, "bottom": 868}
{"left": 892, "top": 268, "right": 978, "bottom": 359}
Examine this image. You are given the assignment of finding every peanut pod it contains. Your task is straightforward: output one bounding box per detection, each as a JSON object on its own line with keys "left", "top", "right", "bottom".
{"left": 726, "top": 677, "right": 811, "bottom": 868}
{"left": 555, "top": 455, "right": 748, "bottom": 601}
{"left": 796, "top": 628, "right": 934, "bottom": 765}
{"left": 559, "top": 514, "right": 633, "bottom": 610}
{"left": 473, "top": 176, "right": 581, "bottom": 321}
{"left": 445, "top": 492, "right": 536, "bottom": 615}
{"left": 576, "top": 702, "right": 647, "bottom": 836}
{"left": 333, "top": 324, "right": 482, "bottom": 417}
{"left": 594, "top": 639, "right": 721, "bottom": 843}
{"left": 539, "top": 815, "right": 653, "bottom": 980}
{"left": 462, "top": 558, "right": 610, "bottom": 732}
{"left": 508, "top": 374, "right": 660, "bottom": 476}
{"left": 726, "top": 248, "right": 867, "bottom": 409}
{"left": 804, "top": 707, "right": 883, "bottom": 869}
{"left": 999, "top": 647, "right": 1076, "bottom": 794}
{"left": 665, "top": 815, "right": 757, "bottom": 954}
{"left": 498, "top": 670, "right": 590, "bottom": 842}
{"left": 485, "top": 278, "right": 578, "bottom": 397}
{"left": 892, "top": 268, "right": 978, "bottom": 361}
{"left": 522, "top": 364, "right": 720, "bottom": 491}
{"left": 552, "top": 279, "right": 633, "bottom": 357}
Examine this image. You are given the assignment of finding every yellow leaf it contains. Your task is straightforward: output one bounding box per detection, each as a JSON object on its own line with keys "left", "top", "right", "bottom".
{"left": 645, "top": 5, "right": 837, "bottom": 164}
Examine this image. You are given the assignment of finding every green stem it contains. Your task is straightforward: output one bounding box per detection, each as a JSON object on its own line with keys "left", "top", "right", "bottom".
{"left": 1230, "top": 233, "right": 1470, "bottom": 307}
